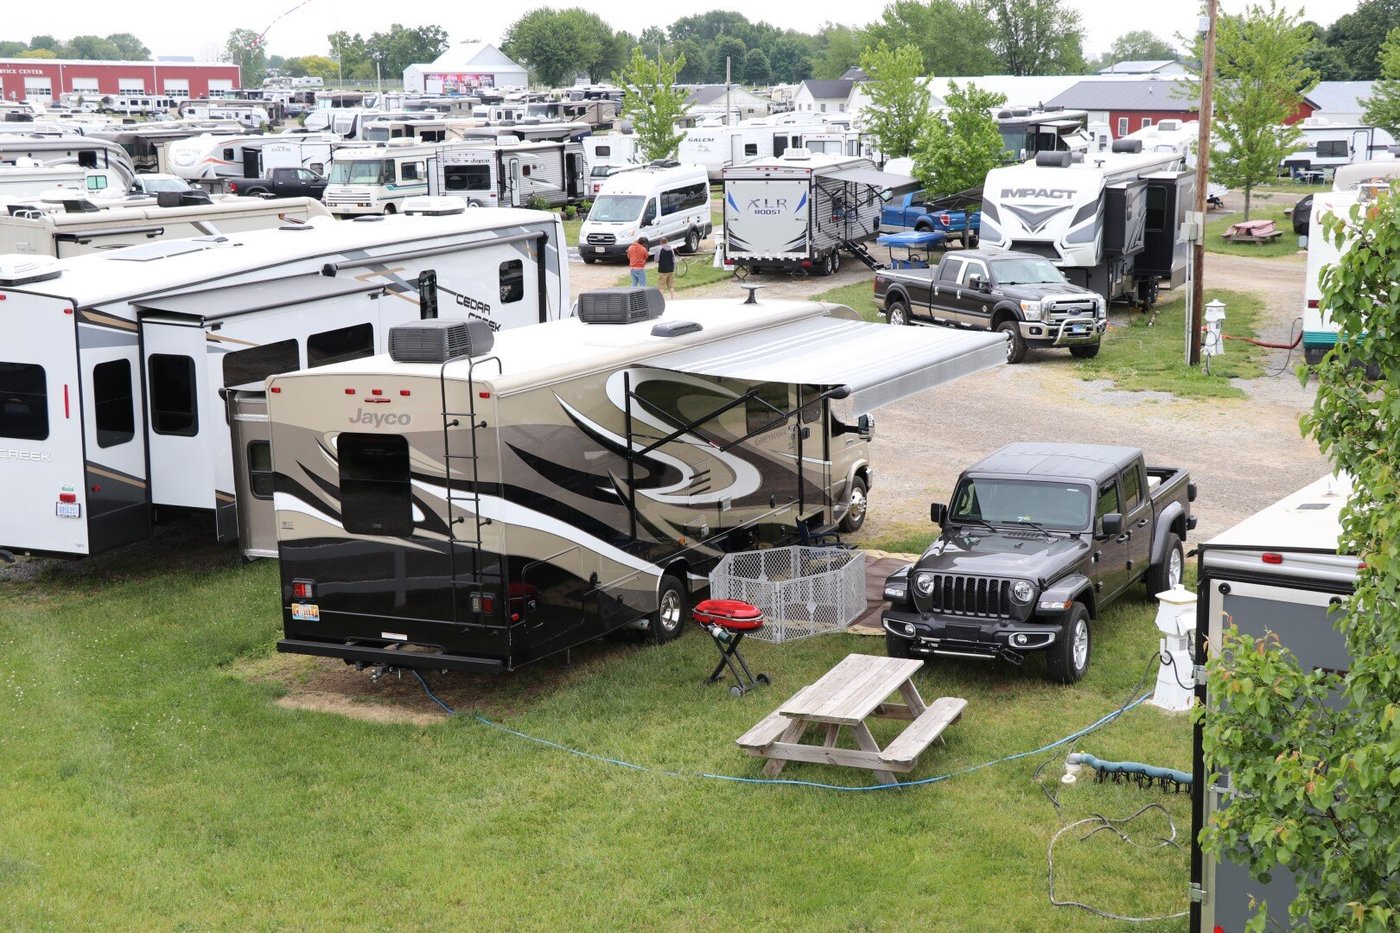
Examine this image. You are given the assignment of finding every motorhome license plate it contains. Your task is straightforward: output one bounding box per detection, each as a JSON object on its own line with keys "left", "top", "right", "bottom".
{"left": 291, "top": 603, "right": 320, "bottom": 621}
{"left": 55, "top": 502, "right": 81, "bottom": 518}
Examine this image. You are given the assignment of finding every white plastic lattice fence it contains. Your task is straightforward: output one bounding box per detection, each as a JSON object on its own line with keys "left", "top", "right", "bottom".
{"left": 708, "top": 546, "right": 866, "bottom": 643}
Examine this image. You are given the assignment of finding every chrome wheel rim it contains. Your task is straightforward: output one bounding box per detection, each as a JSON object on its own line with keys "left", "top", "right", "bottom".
{"left": 848, "top": 486, "right": 867, "bottom": 524}
{"left": 1004, "top": 329, "right": 1016, "bottom": 361}
{"left": 1168, "top": 548, "right": 1183, "bottom": 589}
{"left": 1072, "top": 620, "right": 1089, "bottom": 671}
{"left": 659, "top": 588, "right": 683, "bottom": 633}
{"left": 889, "top": 306, "right": 906, "bottom": 325}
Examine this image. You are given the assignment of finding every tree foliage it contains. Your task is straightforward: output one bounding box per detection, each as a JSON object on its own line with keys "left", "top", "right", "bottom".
{"left": 743, "top": 48, "right": 772, "bottom": 85}
{"left": 1199, "top": 191, "right": 1400, "bottom": 933}
{"left": 614, "top": 47, "right": 688, "bottom": 161}
{"left": 1103, "top": 30, "right": 1178, "bottom": 67}
{"left": 913, "top": 81, "right": 1008, "bottom": 196}
{"left": 863, "top": 0, "right": 1001, "bottom": 78}
{"left": 1325, "top": 0, "right": 1400, "bottom": 81}
{"left": 1364, "top": 27, "right": 1400, "bottom": 137}
{"left": 502, "top": 8, "right": 622, "bottom": 88}
{"left": 0, "top": 32, "right": 149, "bottom": 61}
{"left": 1199, "top": 0, "right": 1315, "bottom": 221}
{"left": 710, "top": 37, "right": 748, "bottom": 83}
{"left": 812, "top": 24, "right": 864, "bottom": 80}
{"left": 225, "top": 28, "right": 268, "bottom": 87}
{"left": 990, "top": 0, "right": 1086, "bottom": 75}
{"left": 858, "top": 42, "right": 930, "bottom": 161}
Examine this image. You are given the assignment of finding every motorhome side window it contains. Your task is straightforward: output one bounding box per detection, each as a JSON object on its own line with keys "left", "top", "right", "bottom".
{"left": 595, "top": 145, "right": 611, "bottom": 157}
{"left": 148, "top": 354, "right": 198, "bottom": 436}
{"left": 499, "top": 260, "right": 524, "bottom": 303}
{"left": 797, "top": 385, "right": 823, "bottom": 424}
{"left": 401, "top": 161, "right": 424, "bottom": 181}
{"left": 308, "top": 324, "right": 375, "bottom": 368}
{"left": 222, "top": 339, "right": 299, "bottom": 389}
{"left": 93, "top": 359, "right": 135, "bottom": 448}
{"left": 743, "top": 144, "right": 758, "bottom": 156}
{"left": 444, "top": 165, "right": 490, "bottom": 191}
{"left": 338, "top": 433, "right": 413, "bottom": 536}
{"left": 0, "top": 362, "right": 48, "bottom": 440}
{"left": 746, "top": 382, "right": 789, "bottom": 434}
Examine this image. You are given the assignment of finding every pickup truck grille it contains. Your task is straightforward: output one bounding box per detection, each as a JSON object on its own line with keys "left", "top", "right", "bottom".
{"left": 586, "top": 233, "right": 616, "bottom": 245}
{"left": 923, "top": 574, "right": 1012, "bottom": 619}
{"left": 1045, "top": 300, "right": 1098, "bottom": 322}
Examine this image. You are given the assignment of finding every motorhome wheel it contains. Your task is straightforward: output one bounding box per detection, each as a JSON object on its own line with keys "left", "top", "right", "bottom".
{"left": 1045, "top": 604, "right": 1092, "bottom": 684}
{"left": 383, "top": 204, "right": 397, "bottom": 215}
{"left": 650, "top": 574, "right": 688, "bottom": 643}
{"left": 997, "top": 320, "right": 1027, "bottom": 364}
{"left": 839, "top": 476, "right": 868, "bottom": 533}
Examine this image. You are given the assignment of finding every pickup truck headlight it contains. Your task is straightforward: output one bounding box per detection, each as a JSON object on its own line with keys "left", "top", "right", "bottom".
{"left": 1010, "top": 580, "right": 1036, "bottom": 604}
{"left": 1019, "top": 300, "right": 1042, "bottom": 321}
{"left": 914, "top": 573, "right": 936, "bottom": 597}
{"left": 1096, "top": 300, "right": 1107, "bottom": 319}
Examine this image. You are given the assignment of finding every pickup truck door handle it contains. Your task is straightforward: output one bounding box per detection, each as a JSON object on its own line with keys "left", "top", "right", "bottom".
{"left": 1136, "top": 519, "right": 1149, "bottom": 528}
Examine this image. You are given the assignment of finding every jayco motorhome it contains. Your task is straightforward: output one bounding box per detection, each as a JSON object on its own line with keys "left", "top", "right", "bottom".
{"left": 979, "top": 143, "right": 1193, "bottom": 304}
{"left": 264, "top": 289, "right": 1006, "bottom": 673}
{"left": 0, "top": 208, "right": 569, "bottom": 560}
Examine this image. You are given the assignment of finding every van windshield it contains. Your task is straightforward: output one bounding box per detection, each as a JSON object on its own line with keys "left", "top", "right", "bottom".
{"left": 589, "top": 194, "right": 644, "bottom": 222}
{"left": 328, "top": 160, "right": 388, "bottom": 185}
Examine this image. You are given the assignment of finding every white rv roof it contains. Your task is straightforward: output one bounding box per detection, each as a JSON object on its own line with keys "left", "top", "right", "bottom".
{"left": 1206, "top": 474, "right": 1352, "bottom": 551}
{"left": 986, "top": 149, "right": 1184, "bottom": 187}
{"left": 0, "top": 209, "right": 556, "bottom": 306}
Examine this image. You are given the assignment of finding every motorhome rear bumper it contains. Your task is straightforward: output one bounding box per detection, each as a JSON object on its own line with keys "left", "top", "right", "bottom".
{"left": 277, "top": 638, "right": 505, "bottom": 674}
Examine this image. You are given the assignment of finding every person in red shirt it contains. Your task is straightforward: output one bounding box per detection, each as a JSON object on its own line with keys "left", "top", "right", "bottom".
{"left": 627, "top": 238, "right": 649, "bottom": 287}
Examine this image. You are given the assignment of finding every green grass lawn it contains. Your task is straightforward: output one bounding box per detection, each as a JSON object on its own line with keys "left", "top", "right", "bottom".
{"left": 1077, "top": 290, "right": 1270, "bottom": 399}
{"left": 0, "top": 524, "right": 1193, "bottom": 930}
{"left": 614, "top": 254, "right": 736, "bottom": 292}
{"left": 812, "top": 280, "right": 882, "bottom": 322}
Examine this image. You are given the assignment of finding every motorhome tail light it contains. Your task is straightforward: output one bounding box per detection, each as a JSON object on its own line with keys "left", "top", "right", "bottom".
{"left": 1261, "top": 553, "right": 1284, "bottom": 564}
{"left": 291, "top": 580, "right": 315, "bottom": 599}
{"left": 371, "top": 388, "right": 383, "bottom": 396}
{"left": 270, "top": 386, "right": 281, "bottom": 393}
{"left": 58, "top": 492, "right": 77, "bottom": 504}
{"left": 478, "top": 391, "right": 491, "bottom": 399}
{"left": 1306, "top": 300, "right": 1319, "bottom": 309}
{"left": 801, "top": 260, "right": 812, "bottom": 268}
{"left": 344, "top": 388, "right": 356, "bottom": 395}
{"left": 399, "top": 389, "right": 411, "bottom": 397}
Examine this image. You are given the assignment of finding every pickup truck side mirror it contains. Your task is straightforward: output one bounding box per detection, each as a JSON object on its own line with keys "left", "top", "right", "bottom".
{"left": 930, "top": 503, "right": 947, "bottom": 525}
{"left": 1100, "top": 512, "right": 1123, "bottom": 537}
{"left": 857, "top": 413, "right": 874, "bottom": 440}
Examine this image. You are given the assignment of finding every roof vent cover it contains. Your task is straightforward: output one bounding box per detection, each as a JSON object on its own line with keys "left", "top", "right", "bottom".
{"left": 388, "top": 319, "right": 494, "bottom": 363}
{"left": 577, "top": 287, "right": 665, "bottom": 324}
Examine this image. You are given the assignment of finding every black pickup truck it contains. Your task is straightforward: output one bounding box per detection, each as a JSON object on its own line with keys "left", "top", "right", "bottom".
{"left": 881, "top": 443, "right": 1196, "bottom": 683}
{"left": 873, "top": 249, "right": 1106, "bottom": 363}
{"left": 226, "top": 167, "right": 328, "bottom": 199}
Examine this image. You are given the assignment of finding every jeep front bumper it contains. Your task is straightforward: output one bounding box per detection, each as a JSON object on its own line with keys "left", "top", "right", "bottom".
{"left": 882, "top": 610, "right": 1058, "bottom": 659}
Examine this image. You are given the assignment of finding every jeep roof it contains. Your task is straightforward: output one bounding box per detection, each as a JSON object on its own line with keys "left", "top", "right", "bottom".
{"left": 964, "top": 442, "right": 1140, "bottom": 486}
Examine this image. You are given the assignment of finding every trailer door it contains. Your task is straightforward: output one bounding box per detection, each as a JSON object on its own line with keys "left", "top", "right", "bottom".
{"left": 0, "top": 292, "right": 90, "bottom": 556}
{"left": 228, "top": 389, "right": 276, "bottom": 558}
{"left": 141, "top": 318, "right": 214, "bottom": 510}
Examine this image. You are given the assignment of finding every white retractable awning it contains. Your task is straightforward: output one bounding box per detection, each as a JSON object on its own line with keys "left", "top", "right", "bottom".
{"left": 821, "top": 167, "right": 917, "bottom": 192}
{"left": 649, "top": 315, "right": 1005, "bottom": 413}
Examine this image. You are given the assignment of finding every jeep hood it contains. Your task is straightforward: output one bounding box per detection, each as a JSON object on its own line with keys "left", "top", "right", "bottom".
{"left": 915, "top": 530, "right": 1089, "bottom": 580}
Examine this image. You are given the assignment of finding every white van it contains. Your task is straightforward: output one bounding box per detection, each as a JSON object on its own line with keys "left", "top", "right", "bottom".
{"left": 578, "top": 161, "right": 712, "bottom": 262}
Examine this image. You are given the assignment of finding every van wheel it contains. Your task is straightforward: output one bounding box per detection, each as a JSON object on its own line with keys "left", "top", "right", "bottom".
{"left": 1045, "top": 604, "right": 1091, "bottom": 684}
{"left": 839, "top": 476, "right": 868, "bottom": 533}
{"left": 650, "top": 574, "right": 688, "bottom": 643}
{"left": 684, "top": 228, "right": 700, "bottom": 253}
{"left": 997, "top": 320, "right": 1027, "bottom": 364}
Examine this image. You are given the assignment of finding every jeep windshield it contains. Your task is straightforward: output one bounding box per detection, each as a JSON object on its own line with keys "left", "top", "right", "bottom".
{"left": 950, "top": 477, "right": 1091, "bottom": 531}
{"left": 588, "top": 195, "right": 645, "bottom": 222}
{"left": 991, "top": 257, "right": 1067, "bottom": 286}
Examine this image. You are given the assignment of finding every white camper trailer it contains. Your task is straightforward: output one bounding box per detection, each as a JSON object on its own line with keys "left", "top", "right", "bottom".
{"left": 722, "top": 151, "right": 906, "bottom": 276}
{"left": 265, "top": 289, "right": 1007, "bottom": 673}
{"left": 88, "top": 120, "right": 246, "bottom": 173}
{"left": 583, "top": 133, "right": 642, "bottom": 193}
{"left": 424, "top": 139, "right": 587, "bottom": 210}
{"left": 979, "top": 143, "right": 1193, "bottom": 305}
{"left": 0, "top": 162, "right": 91, "bottom": 200}
{"left": 0, "top": 207, "right": 569, "bottom": 560}
{"left": 0, "top": 134, "right": 137, "bottom": 196}
{"left": 678, "top": 123, "right": 834, "bottom": 180}
{"left": 1282, "top": 117, "right": 1396, "bottom": 177}
{"left": 164, "top": 133, "right": 342, "bottom": 181}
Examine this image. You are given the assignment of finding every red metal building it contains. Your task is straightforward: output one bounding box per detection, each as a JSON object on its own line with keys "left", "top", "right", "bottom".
{"left": 1047, "top": 79, "right": 1318, "bottom": 138}
{"left": 0, "top": 59, "right": 241, "bottom": 104}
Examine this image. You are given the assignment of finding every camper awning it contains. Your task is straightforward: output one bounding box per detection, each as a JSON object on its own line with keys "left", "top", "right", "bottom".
{"left": 820, "top": 167, "right": 917, "bottom": 192}
{"left": 649, "top": 315, "right": 1004, "bottom": 413}
{"left": 132, "top": 275, "right": 385, "bottom": 321}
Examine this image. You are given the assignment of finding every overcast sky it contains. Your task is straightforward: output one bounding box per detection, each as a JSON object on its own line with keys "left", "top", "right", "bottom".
{"left": 3, "top": 0, "right": 1359, "bottom": 63}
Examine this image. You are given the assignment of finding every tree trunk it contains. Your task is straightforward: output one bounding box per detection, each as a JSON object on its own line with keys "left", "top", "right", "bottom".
{"left": 1242, "top": 185, "right": 1252, "bottom": 222}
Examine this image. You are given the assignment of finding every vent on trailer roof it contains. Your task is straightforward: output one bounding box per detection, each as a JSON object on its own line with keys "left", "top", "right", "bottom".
{"left": 388, "top": 319, "right": 495, "bottom": 363}
{"left": 577, "top": 287, "right": 665, "bottom": 324}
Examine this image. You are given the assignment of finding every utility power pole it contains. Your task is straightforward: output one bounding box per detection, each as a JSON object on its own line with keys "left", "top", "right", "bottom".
{"left": 1189, "top": 0, "right": 1219, "bottom": 366}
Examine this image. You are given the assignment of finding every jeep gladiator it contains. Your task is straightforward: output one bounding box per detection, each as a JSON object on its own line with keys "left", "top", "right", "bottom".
{"left": 881, "top": 443, "right": 1196, "bottom": 683}
{"left": 874, "top": 249, "right": 1106, "bottom": 363}
{"left": 226, "top": 167, "right": 328, "bottom": 200}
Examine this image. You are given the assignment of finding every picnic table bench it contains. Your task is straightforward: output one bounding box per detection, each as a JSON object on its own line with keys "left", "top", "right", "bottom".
{"left": 736, "top": 653, "right": 966, "bottom": 785}
{"left": 1221, "top": 219, "right": 1283, "bottom": 244}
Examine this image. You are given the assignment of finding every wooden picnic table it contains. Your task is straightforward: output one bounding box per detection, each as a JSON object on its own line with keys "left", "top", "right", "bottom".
{"left": 736, "top": 653, "right": 966, "bottom": 785}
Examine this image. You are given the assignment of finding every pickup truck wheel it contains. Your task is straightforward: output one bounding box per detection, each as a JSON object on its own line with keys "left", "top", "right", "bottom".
{"left": 1145, "top": 533, "right": 1184, "bottom": 595}
{"left": 886, "top": 299, "right": 910, "bottom": 326}
{"left": 997, "top": 320, "right": 1028, "bottom": 364}
{"left": 245, "top": 187, "right": 269, "bottom": 198}
{"left": 650, "top": 573, "right": 688, "bottom": 644}
{"left": 684, "top": 228, "right": 700, "bottom": 253}
{"left": 1045, "top": 604, "right": 1092, "bottom": 684}
{"left": 838, "top": 476, "right": 868, "bottom": 533}
{"left": 1069, "top": 342, "right": 1101, "bottom": 359}
{"left": 885, "top": 631, "right": 912, "bottom": 660}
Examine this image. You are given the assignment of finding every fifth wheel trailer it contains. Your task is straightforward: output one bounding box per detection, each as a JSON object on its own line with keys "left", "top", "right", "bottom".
{"left": 0, "top": 207, "right": 569, "bottom": 560}
{"left": 1190, "top": 474, "right": 1360, "bottom": 932}
{"left": 265, "top": 290, "right": 1007, "bottom": 673}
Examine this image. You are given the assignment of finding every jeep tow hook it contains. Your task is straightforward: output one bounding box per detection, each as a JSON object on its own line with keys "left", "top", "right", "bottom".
{"left": 997, "top": 646, "right": 1026, "bottom": 666}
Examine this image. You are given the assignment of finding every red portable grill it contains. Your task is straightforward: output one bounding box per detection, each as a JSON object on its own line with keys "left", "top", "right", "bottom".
{"left": 692, "top": 598, "right": 770, "bottom": 697}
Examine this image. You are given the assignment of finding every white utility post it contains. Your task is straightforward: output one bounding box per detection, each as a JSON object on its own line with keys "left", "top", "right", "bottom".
{"left": 1149, "top": 587, "right": 1198, "bottom": 712}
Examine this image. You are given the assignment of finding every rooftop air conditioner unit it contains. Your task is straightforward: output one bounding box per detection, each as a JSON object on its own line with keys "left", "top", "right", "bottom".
{"left": 577, "top": 287, "right": 665, "bottom": 324}
{"left": 388, "top": 319, "right": 495, "bottom": 363}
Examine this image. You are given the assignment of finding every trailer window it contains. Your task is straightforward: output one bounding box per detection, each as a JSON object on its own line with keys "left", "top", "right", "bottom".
{"left": 339, "top": 433, "right": 413, "bottom": 536}
{"left": 93, "top": 358, "right": 134, "bottom": 447}
{"left": 308, "top": 323, "right": 374, "bottom": 368}
{"left": 743, "top": 144, "right": 758, "bottom": 156}
{"left": 595, "top": 145, "right": 611, "bottom": 157}
{"left": 1317, "top": 140, "right": 1348, "bottom": 158}
{"left": 400, "top": 160, "right": 425, "bottom": 182}
{"left": 247, "top": 440, "right": 274, "bottom": 499}
{"left": 1145, "top": 186, "right": 1167, "bottom": 233}
{"left": 222, "top": 339, "right": 300, "bottom": 389}
{"left": 0, "top": 362, "right": 48, "bottom": 441}
{"left": 444, "top": 164, "right": 491, "bottom": 191}
{"left": 499, "top": 259, "right": 524, "bottom": 303}
{"left": 746, "top": 382, "right": 789, "bottom": 435}
{"left": 148, "top": 354, "right": 198, "bottom": 436}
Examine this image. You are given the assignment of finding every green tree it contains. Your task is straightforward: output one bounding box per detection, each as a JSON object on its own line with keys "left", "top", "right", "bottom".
{"left": 990, "top": 0, "right": 1086, "bottom": 75}
{"left": 1324, "top": 0, "right": 1400, "bottom": 81}
{"left": 1198, "top": 191, "right": 1400, "bottom": 932}
{"left": 105, "top": 33, "right": 150, "bottom": 59}
{"left": 1200, "top": 0, "right": 1316, "bottom": 220}
{"left": 1103, "top": 29, "right": 1178, "bottom": 66}
{"left": 614, "top": 47, "right": 688, "bottom": 161}
{"left": 502, "top": 8, "right": 617, "bottom": 87}
{"left": 709, "top": 36, "right": 747, "bottom": 83}
{"left": 768, "top": 37, "right": 813, "bottom": 83}
{"left": 365, "top": 24, "right": 449, "bottom": 78}
{"left": 0, "top": 41, "right": 26, "bottom": 57}
{"left": 673, "top": 39, "right": 708, "bottom": 83}
{"left": 813, "top": 24, "right": 864, "bottom": 80}
{"left": 1303, "top": 41, "right": 1353, "bottom": 81}
{"left": 225, "top": 27, "right": 268, "bottom": 86}
{"left": 744, "top": 48, "right": 772, "bottom": 85}
{"left": 668, "top": 12, "right": 759, "bottom": 50}
{"left": 913, "top": 80, "right": 1007, "bottom": 195}
{"left": 1364, "top": 27, "right": 1400, "bottom": 136}
{"left": 68, "top": 35, "right": 120, "bottom": 60}
{"left": 863, "top": 0, "right": 1001, "bottom": 78}
{"left": 285, "top": 55, "right": 340, "bottom": 82}
{"left": 858, "top": 42, "right": 930, "bottom": 161}
{"left": 29, "top": 35, "right": 59, "bottom": 52}
{"left": 18, "top": 48, "right": 57, "bottom": 59}
{"left": 327, "top": 31, "right": 369, "bottom": 81}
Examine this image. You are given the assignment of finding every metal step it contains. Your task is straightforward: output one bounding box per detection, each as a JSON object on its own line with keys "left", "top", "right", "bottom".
{"left": 842, "top": 239, "right": 883, "bottom": 271}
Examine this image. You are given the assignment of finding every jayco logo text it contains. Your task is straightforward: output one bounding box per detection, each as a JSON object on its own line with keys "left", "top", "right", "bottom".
{"left": 349, "top": 410, "right": 412, "bottom": 427}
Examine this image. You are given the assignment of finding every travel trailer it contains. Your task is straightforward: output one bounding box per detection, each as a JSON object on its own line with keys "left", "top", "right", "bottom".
{"left": 264, "top": 288, "right": 1007, "bottom": 673}
{"left": 1190, "top": 474, "right": 1359, "bottom": 933}
{"left": 0, "top": 162, "right": 91, "bottom": 200}
{"left": 0, "top": 207, "right": 569, "bottom": 560}
{"left": 177, "top": 99, "right": 275, "bottom": 128}
{"left": 979, "top": 143, "right": 1193, "bottom": 305}
{"left": 89, "top": 120, "right": 246, "bottom": 173}
{"left": 1301, "top": 161, "right": 1400, "bottom": 363}
{"left": 583, "top": 133, "right": 642, "bottom": 194}
{"left": 0, "top": 134, "right": 137, "bottom": 195}
{"left": 163, "top": 132, "right": 342, "bottom": 182}
{"left": 0, "top": 196, "right": 330, "bottom": 258}
{"left": 722, "top": 151, "right": 907, "bottom": 276}
{"left": 678, "top": 123, "right": 835, "bottom": 180}
{"left": 578, "top": 161, "right": 711, "bottom": 261}
{"left": 422, "top": 139, "right": 587, "bottom": 210}
{"left": 1282, "top": 117, "right": 1396, "bottom": 176}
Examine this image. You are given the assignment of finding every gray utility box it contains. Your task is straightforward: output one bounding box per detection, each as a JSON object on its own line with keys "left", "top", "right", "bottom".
{"left": 1190, "top": 474, "right": 1358, "bottom": 933}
